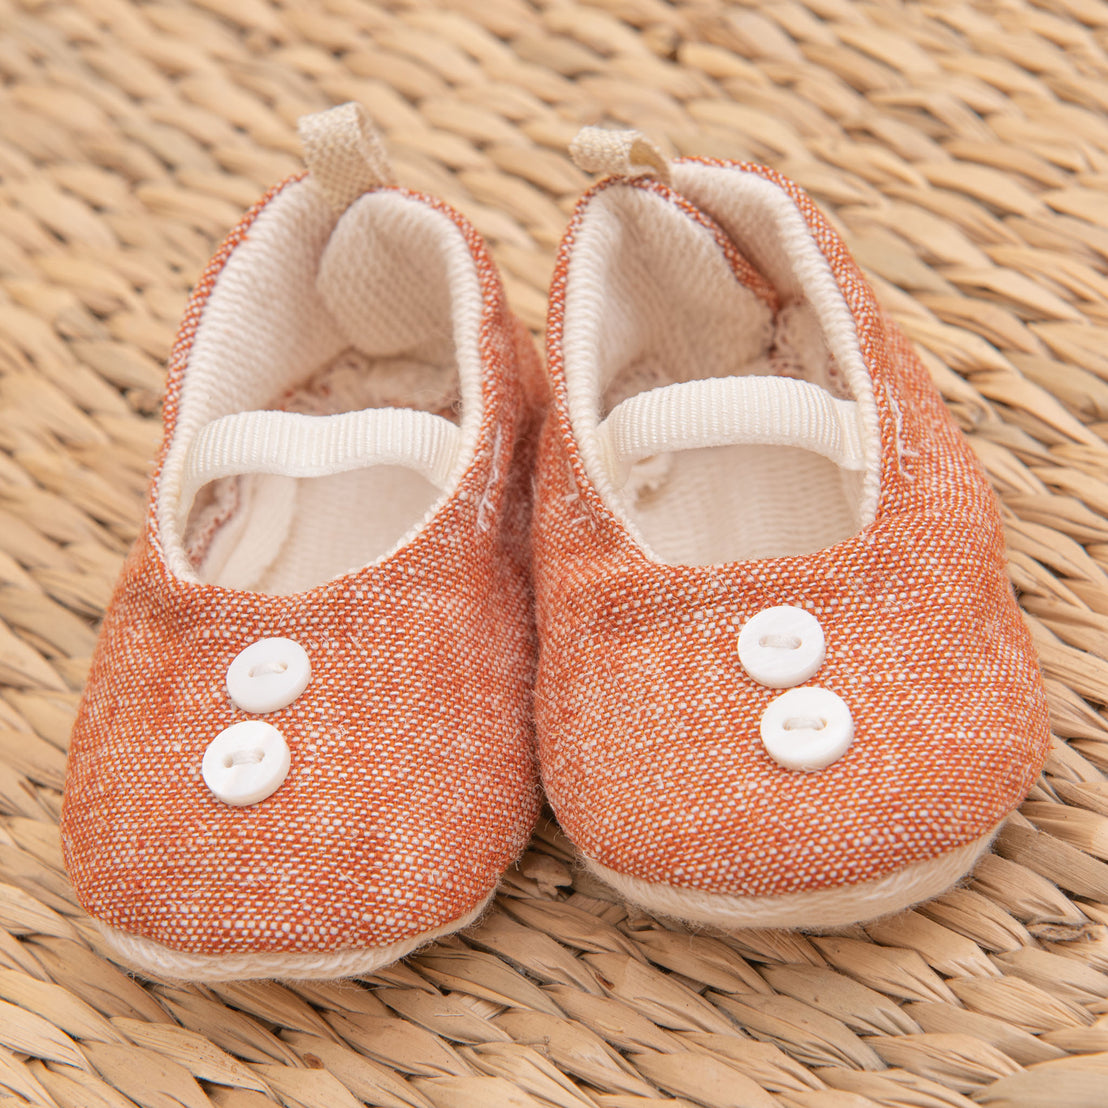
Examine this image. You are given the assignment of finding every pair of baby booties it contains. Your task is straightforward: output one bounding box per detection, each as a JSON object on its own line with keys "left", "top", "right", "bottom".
{"left": 60, "top": 103, "right": 1050, "bottom": 982}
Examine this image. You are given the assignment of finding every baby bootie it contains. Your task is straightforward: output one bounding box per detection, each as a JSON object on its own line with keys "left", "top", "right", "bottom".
{"left": 61, "top": 104, "right": 541, "bottom": 980}
{"left": 532, "top": 129, "right": 1050, "bottom": 929}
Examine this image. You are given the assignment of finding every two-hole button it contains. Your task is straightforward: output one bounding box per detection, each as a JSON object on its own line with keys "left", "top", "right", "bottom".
{"left": 226, "top": 637, "right": 311, "bottom": 713}
{"left": 737, "top": 605, "right": 825, "bottom": 688}
{"left": 758, "top": 686, "right": 853, "bottom": 772}
{"left": 202, "top": 720, "right": 291, "bottom": 806}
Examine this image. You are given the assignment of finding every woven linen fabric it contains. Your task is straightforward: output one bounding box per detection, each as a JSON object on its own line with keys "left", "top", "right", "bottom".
{"left": 533, "top": 162, "right": 1052, "bottom": 898}
{"left": 60, "top": 179, "right": 542, "bottom": 956}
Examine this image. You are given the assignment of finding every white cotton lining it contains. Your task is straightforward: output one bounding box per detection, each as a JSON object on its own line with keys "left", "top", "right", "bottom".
{"left": 562, "top": 167, "right": 881, "bottom": 566}
{"left": 159, "top": 181, "right": 485, "bottom": 595}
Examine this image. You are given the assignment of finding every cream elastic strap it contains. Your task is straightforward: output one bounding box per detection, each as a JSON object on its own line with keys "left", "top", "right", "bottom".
{"left": 598, "top": 375, "right": 866, "bottom": 489}
{"left": 298, "top": 102, "right": 395, "bottom": 214}
{"left": 178, "top": 407, "right": 460, "bottom": 526}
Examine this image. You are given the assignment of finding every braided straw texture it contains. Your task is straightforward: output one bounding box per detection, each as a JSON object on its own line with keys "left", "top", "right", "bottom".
{"left": 1, "top": 2, "right": 1108, "bottom": 1107}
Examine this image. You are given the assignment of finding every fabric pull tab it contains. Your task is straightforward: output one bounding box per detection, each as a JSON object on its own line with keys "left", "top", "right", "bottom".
{"left": 298, "top": 102, "right": 396, "bottom": 214}
{"left": 569, "top": 126, "right": 672, "bottom": 185}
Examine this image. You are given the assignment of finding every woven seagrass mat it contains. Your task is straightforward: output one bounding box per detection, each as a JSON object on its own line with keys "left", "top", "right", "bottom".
{"left": 2, "top": 1, "right": 1108, "bottom": 1106}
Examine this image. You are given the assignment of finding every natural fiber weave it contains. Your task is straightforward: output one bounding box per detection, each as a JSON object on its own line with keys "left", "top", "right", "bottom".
{"left": 1, "top": 1, "right": 1107, "bottom": 1106}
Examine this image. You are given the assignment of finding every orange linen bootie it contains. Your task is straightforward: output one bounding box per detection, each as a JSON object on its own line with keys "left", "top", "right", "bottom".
{"left": 533, "top": 129, "right": 1050, "bottom": 929}
{"left": 61, "top": 104, "right": 541, "bottom": 980}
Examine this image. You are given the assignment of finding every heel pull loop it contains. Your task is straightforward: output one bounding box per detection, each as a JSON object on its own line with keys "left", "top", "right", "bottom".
{"left": 569, "top": 127, "right": 672, "bottom": 186}
{"left": 298, "top": 102, "right": 396, "bottom": 214}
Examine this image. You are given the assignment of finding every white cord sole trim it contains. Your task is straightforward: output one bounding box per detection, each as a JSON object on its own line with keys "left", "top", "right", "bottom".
{"left": 96, "top": 893, "right": 494, "bottom": 982}
{"left": 586, "top": 830, "right": 997, "bottom": 930}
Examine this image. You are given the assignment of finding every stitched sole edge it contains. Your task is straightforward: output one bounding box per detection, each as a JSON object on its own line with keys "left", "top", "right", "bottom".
{"left": 584, "top": 830, "right": 998, "bottom": 930}
{"left": 94, "top": 892, "right": 494, "bottom": 982}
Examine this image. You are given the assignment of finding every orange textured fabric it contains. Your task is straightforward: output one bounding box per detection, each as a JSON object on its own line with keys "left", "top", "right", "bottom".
{"left": 533, "top": 163, "right": 1051, "bottom": 899}
{"left": 62, "top": 179, "right": 541, "bottom": 956}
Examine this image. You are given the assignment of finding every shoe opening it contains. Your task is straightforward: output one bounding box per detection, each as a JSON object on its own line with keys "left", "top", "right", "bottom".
{"left": 562, "top": 167, "right": 880, "bottom": 566}
{"left": 160, "top": 182, "right": 484, "bottom": 595}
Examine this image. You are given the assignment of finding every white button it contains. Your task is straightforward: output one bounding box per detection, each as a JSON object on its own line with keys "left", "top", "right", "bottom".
{"left": 737, "top": 606, "right": 825, "bottom": 689}
{"left": 759, "top": 687, "right": 853, "bottom": 772}
{"left": 226, "top": 637, "right": 310, "bottom": 713}
{"left": 202, "top": 721, "right": 291, "bottom": 806}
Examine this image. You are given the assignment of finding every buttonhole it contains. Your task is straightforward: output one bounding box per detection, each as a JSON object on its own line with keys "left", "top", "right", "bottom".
{"left": 249, "top": 660, "right": 288, "bottom": 677}
{"left": 760, "top": 634, "right": 801, "bottom": 650}
{"left": 223, "top": 748, "right": 265, "bottom": 768}
{"left": 783, "top": 716, "right": 826, "bottom": 732}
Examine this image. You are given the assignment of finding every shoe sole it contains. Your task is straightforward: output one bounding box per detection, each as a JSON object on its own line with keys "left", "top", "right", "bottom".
{"left": 584, "top": 829, "right": 997, "bottom": 930}
{"left": 95, "top": 893, "right": 493, "bottom": 982}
